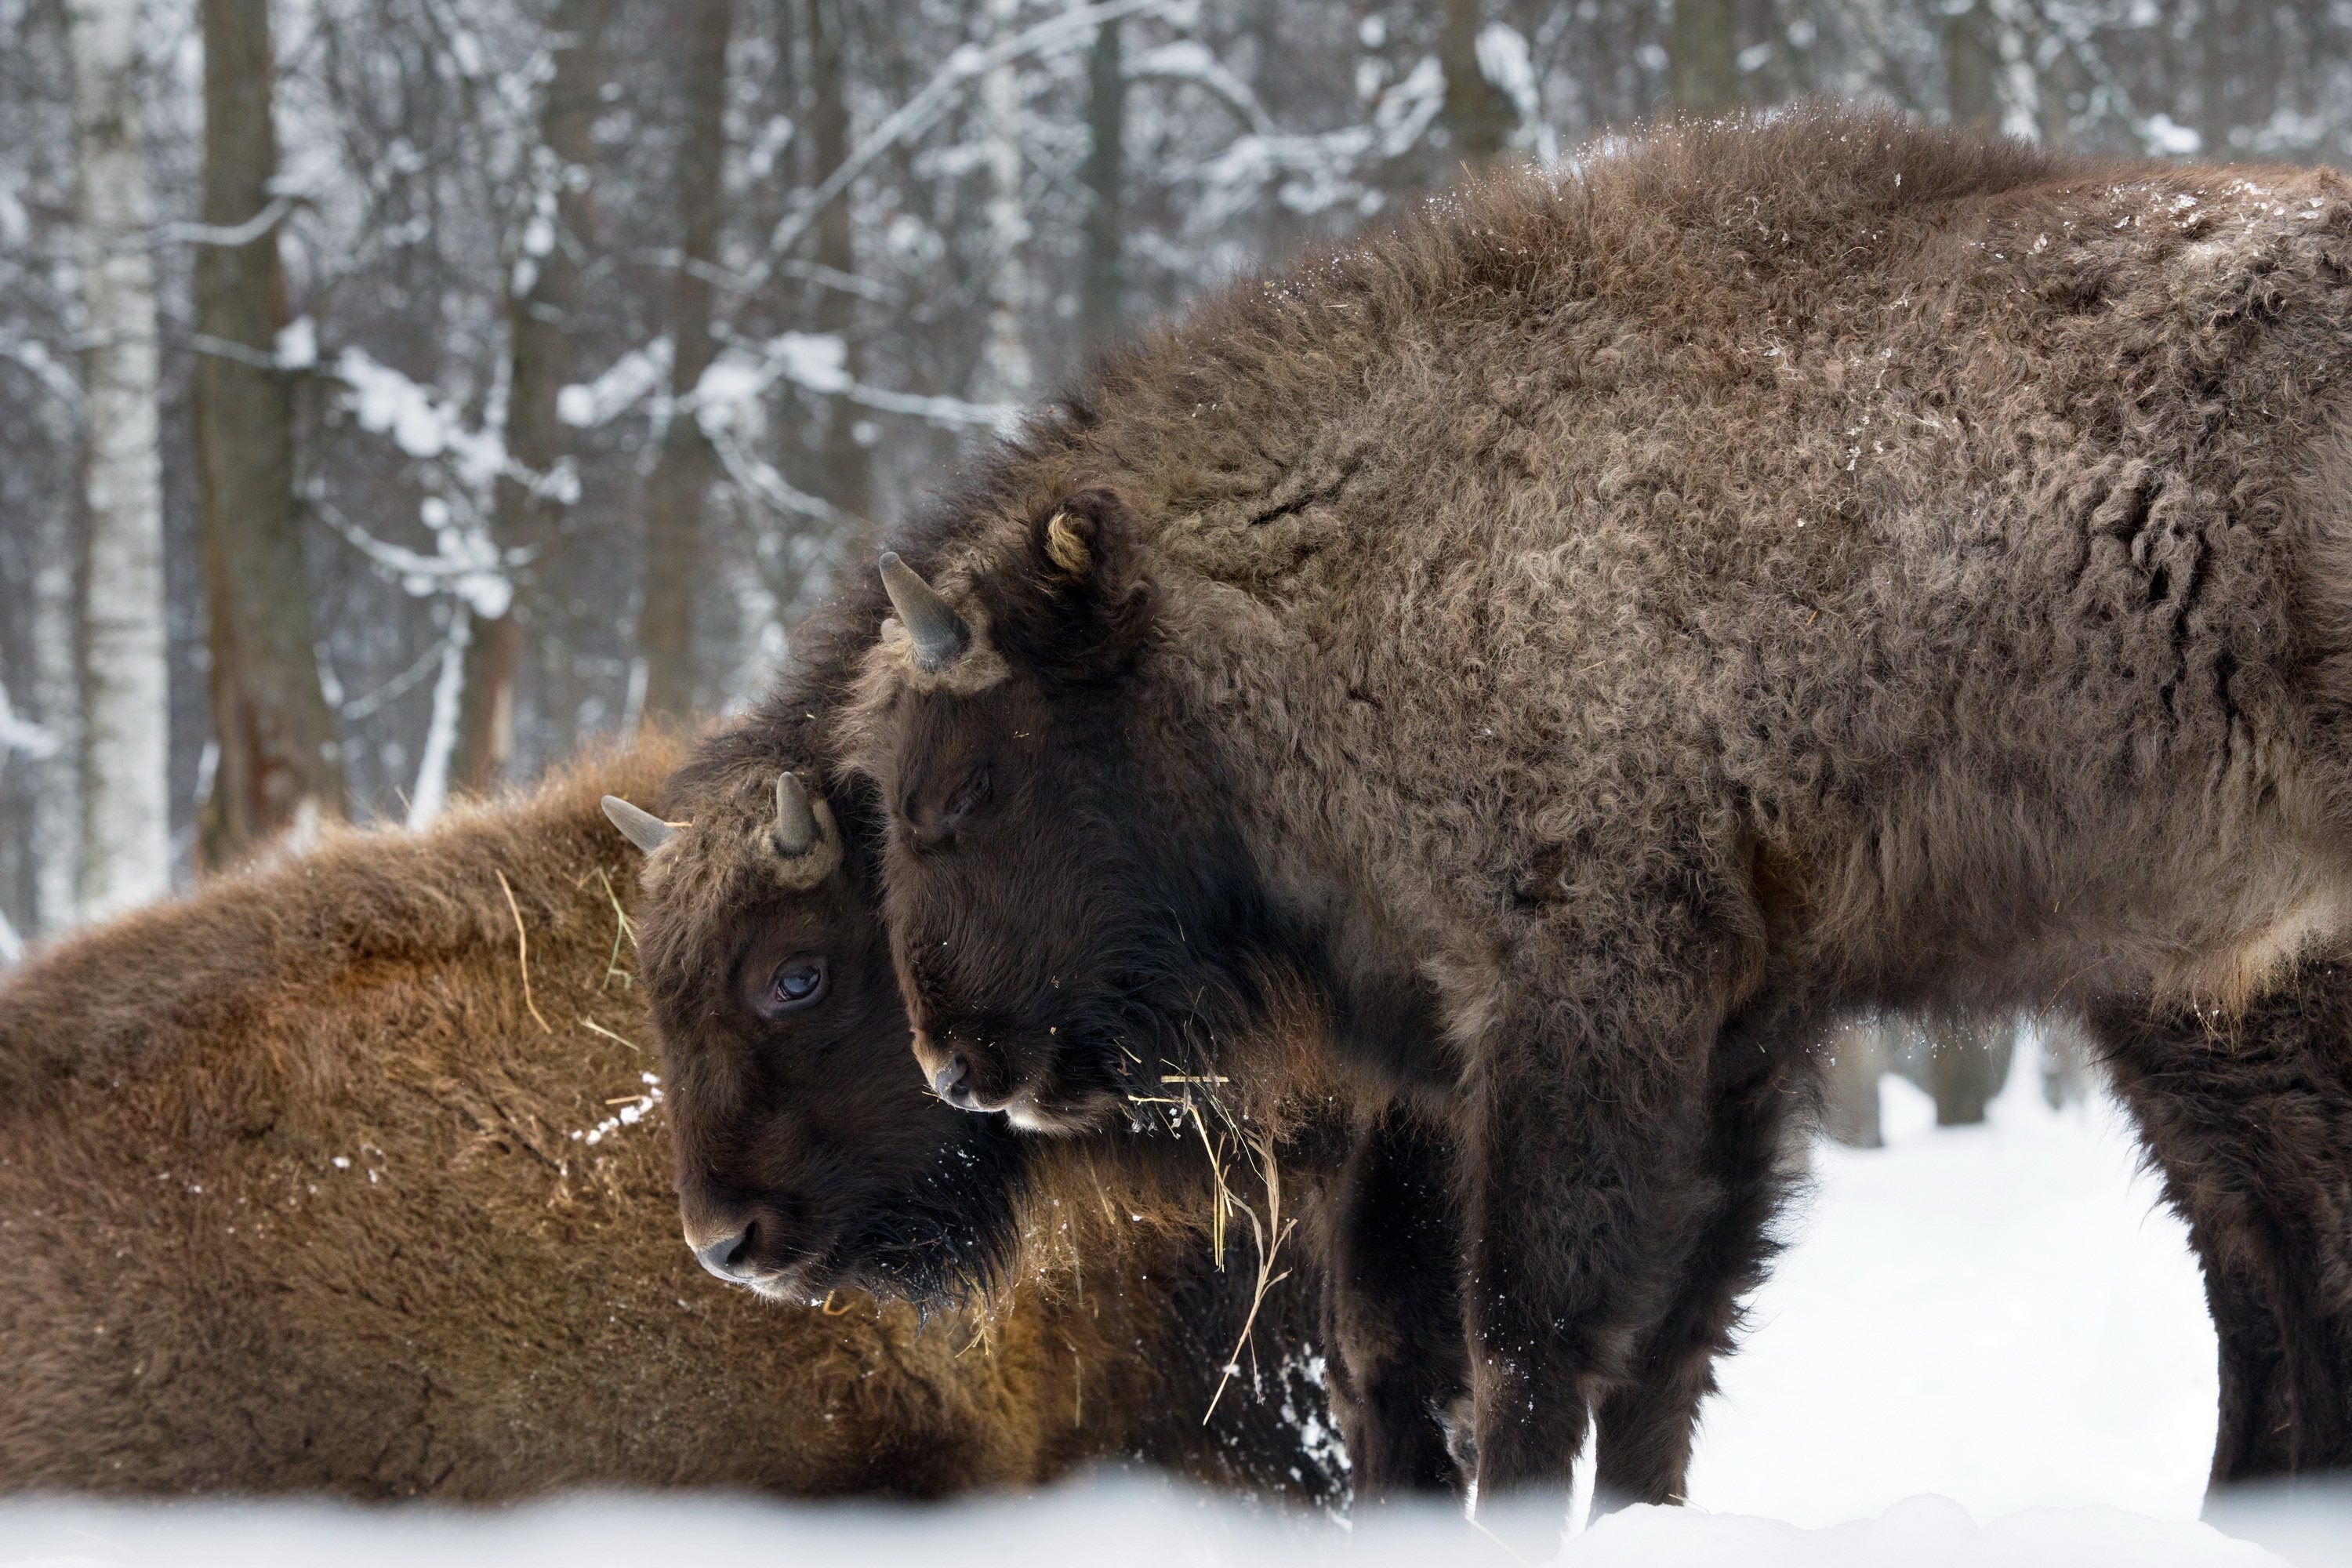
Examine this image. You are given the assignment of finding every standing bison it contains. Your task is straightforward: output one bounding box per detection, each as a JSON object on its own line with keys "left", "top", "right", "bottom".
{"left": 0, "top": 739, "right": 1338, "bottom": 1503}
{"left": 837, "top": 108, "right": 2352, "bottom": 1522}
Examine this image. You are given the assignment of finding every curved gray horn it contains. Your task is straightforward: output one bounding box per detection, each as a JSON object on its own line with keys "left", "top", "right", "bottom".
{"left": 774, "top": 771, "right": 820, "bottom": 858}
{"left": 878, "top": 551, "right": 971, "bottom": 671}
{"left": 602, "top": 795, "right": 674, "bottom": 855}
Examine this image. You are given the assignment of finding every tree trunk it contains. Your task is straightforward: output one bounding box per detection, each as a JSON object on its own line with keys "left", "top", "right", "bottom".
{"left": 1944, "top": 2, "right": 2002, "bottom": 134}
{"left": 67, "top": 0, "right": 172, "bottom": 921}
{"left": 30, "top": 440, "right": 82, "bottom": 937}
{"left": 1667, "top": 0, "right": 1739, "bottom": 115}
{"left": 1439, "top": 0, "right": 1514, "bottom": 167}
{"left": 638, "top": 0, "right": 733, "bottom": 724}
{"left": 808, "top": 0, "right": 870, "bottom": 524}
{"left": 972, "top": 0, "right": 1031, "bottom": 403}
{"left": 450, "top": 0, "right": 615, "bottom": 793}
{"left": 193, "top": 0, "right": 344, "bottom": 871}
{"left": 1078, "top": 13, "right": 1126, "bottom": 355}
{"left": 1927, "top": 1014, "right": 2016, "bottom": 1127}
{"left": 1820, "top": 1016, "right": 1889, "bottom": 1149}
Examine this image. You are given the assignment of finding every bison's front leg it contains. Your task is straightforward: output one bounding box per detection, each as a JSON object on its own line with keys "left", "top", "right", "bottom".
{"left": 1590, "top": 1002, "right": 1813, "bottom": 1511}
{"left": 1454, "top": 907, "right": 1760, "bottom": 1541}
{"left": 1316, "top": 1110, "right": 1470, "bottom": 1502}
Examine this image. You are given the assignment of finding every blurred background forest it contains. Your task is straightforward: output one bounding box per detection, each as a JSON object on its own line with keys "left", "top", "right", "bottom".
{"left": 0, "top": 0, "right": 2336, "bottom": 1047}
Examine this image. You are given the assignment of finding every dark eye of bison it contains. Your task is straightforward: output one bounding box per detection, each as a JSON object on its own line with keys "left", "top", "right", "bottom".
{"left": 944, "top": 764, "right": 991, "bottom": 822}
{"left": 764, "top": 956, "right": 829, "bottom": 1013}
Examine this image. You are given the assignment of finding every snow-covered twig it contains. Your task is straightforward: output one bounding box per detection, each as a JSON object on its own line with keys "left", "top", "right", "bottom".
{"left": 337, "top": 632, "right": 455, "bottom": 722}
{"left": 406, "top": 607, "right": 473, "bottom": 828}
{"left": 0, "top": 680, "right": 58, "bottom": 761}
{"left": 149, "top": 192, "right": 300, "bottom": 249}
{"left": 735, "top": 0, "right": 1171, "bottom": 297}
{"left": 312, "top": 495, "right": 521, "bottom": 619}
{"left": 708, "top": 426, "right": 865, "bottom": 532}
{"left": 0, "top": 336, "right": 86, "bottom": 414}
{"left": 1128, "top": 40, "right": 1274, "bottom": 134}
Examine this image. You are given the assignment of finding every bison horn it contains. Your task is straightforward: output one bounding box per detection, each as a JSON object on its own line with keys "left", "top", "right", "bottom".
{"left": 602, "top": 795, "right": 674, "bottom": 855}
{"left": 878, "top": 551, "right": 971, "bottom": 671}
{"left": 774, "top": 771, "right": 821, "bottom": 858}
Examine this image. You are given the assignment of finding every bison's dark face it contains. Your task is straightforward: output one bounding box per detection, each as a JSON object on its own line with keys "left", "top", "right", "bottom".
{"left": 615, "top": 765, "right": 1024, "bottom": 1305}
{"left": 858, "top": 491, "right": 1279, "bottom": 1136}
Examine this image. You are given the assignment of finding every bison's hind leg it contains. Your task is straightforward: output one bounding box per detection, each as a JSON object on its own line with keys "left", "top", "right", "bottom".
{"left": 2089, "top": 971, "right": 2352, "bottom": 1494}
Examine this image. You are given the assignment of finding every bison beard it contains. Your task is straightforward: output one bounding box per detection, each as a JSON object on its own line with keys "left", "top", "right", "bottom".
{"left": 842, "top": 108, "right": 2352, "bottom": 1523}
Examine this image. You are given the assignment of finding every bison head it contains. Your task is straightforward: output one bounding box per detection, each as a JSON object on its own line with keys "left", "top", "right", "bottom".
{"left": 612, "top": 748, "right": 1024, "bottom": 1305}
{"left": 849, "top": 489, "right": 1284, "bottom": 1135}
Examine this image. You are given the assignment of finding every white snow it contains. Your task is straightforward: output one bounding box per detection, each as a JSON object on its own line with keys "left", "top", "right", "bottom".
{"left": 1689, "top": 1036, "right": 2218, "bottom": 1524}
{"left": 5, "top": 1032, "right": 2350, "bottom": 1563}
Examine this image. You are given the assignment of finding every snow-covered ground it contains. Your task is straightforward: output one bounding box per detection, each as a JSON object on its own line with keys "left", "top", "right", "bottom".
{"left": 7, "top": 1033, "right": 2350, "bottom": 1566}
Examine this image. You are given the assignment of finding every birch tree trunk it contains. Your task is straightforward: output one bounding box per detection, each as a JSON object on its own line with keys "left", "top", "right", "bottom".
{"left": 30, "top": 431, "right": 82, "bottom": 937}
{"left": 973, "top": 0, "right": 1032, "bottom": 404}
{"left": 451, "top": 0, "right": 615, "bottom": 793}
{"left": 67, "top": 0, "right": 171, "bottom": 921}
{"left": 193, "top": 0, "right": 345, "bottom": 870}
{"left": 637, "top": 0, "right": 733, "bottom": 723}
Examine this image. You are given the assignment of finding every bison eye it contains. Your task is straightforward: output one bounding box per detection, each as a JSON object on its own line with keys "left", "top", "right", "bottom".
{"left": 944, "top": 764, "right": 992, "bottom": 822}
{"left": 763, "top": 955, "right": 829, "bottom": 1014}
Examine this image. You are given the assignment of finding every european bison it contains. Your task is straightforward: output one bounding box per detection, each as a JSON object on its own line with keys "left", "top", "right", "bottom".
{"left": 0, "top": 739, "right": 1338, "bottom": 1503}
{"left": 840, "top": 108, "right": 2352, "bottom": 1523}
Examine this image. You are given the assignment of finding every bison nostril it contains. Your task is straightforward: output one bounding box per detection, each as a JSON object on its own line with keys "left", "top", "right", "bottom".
{"left": 931, "top": 1054, "right": 978, "bottom": 1110}
{"left": 692, "top": 1220, "right": 760, "bottom": 1282}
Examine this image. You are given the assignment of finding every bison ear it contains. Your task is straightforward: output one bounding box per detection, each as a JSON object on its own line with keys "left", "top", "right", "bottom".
{"left": 1029, "top": 488, "right": 1127, "bottom": 589}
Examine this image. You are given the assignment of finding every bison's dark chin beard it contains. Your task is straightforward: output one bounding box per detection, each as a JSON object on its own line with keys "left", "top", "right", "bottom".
{"left": 808, "top": 1120, "right": 1031, "bottom": 1309}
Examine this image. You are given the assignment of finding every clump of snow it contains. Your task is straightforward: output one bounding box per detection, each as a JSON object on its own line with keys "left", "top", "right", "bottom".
{"left": 2144, "top": 114, "right": 2204, "bottom": 156}
{"left": 273, "top": 315, "right": 316, "bottom": 372}
{"left": 558, "top": 338, "right": 673, "bottom": 429}
{"left": 574, "top": 1071, "right": 662, "bottom": 1146}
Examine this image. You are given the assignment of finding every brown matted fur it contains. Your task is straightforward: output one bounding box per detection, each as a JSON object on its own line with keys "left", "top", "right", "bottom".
{"left": 835, "top": 107, "right": 2352, "bottom": 1517}
{"left": 0, "top": 739, "right": 1339, "bottom": 1502}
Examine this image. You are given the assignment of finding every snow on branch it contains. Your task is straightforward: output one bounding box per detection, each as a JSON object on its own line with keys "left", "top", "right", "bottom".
{"left": 693, "top": 332, "right": 1014, "bottom": 432}
{"left": 1127, "top": 41, "right": 1275, "bottom": 134}
{"left": 332, "top": 347, "right": 519, "bottom": 493}
{"left": 313, "top": 495, "right": 521, "bottom": 621}
{"left": 735, "top": 0, "right": 1173, "bottom": 297}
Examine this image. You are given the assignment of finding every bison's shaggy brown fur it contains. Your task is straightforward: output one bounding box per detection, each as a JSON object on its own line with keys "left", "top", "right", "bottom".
{"left": 838, "top": 107, "right": 2352, "bottom": 1517}
{"left": 0, "top": 740, "right": 1337, "bottom": 1502}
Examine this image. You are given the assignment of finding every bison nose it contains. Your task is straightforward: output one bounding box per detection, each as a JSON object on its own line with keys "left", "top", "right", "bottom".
{"left": 691, "top": 1220, "right": 761, "bottom": 1283}
{"left": 931, "top": 1053, "right": 981, "bottom": 1111}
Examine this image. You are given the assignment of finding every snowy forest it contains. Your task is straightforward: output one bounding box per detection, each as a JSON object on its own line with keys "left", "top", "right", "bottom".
{"left": 4, "top": 0, "right": 2350, "bottom": 963}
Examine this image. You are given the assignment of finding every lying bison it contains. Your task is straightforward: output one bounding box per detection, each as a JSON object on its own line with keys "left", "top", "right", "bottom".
{"left": 834, "top": 107, "right": 2352, "bottom": 1522}
{"left": 0, "top": 739, "right": 1338, "bottom": 1503}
